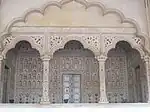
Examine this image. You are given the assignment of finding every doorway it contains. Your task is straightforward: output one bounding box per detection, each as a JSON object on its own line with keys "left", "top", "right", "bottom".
{"left": 63, "top": 74, "right": 81, "bottom": 103}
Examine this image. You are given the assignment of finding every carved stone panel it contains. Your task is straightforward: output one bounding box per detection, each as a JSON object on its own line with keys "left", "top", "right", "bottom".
{"left": 48, "top": 35, "right": 100, "bottom": 55}
{"left": 106, "top": 48, "right": 128, "bottom": 103}
{"left": 3, "top": 35, "right": 16, "bottom": 47}
{"left": 14, "top": 42, "right": 43, "bottom": 103}
{"left": 49, "top": 49, "right": 99, "bottom": 103}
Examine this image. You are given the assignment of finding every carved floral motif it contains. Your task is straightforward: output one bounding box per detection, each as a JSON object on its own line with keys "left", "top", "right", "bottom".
{"left": 106, "top": 49, "right": 128, "bottom": 103}
{"left": 31, "top": 36, "right": 43, "bottom": 48}
{"left": 49, "top": 50, "right": 99, "bottom": 103}
{"left": 15, "top": 42, "right": 43, "bottom": 103}
{"left": 3, "top": 35, "right": 16, "bottom": 47}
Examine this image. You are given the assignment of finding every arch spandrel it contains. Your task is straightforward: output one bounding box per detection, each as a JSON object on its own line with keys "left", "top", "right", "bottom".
{"left": 2, "top": 35, "right": 44, "bottom": 58}
{"left": 48, "top": 34, "right": 101, "bottom": 56}
{"left": 103, "top": 34, "right": 145, "bottom": 58}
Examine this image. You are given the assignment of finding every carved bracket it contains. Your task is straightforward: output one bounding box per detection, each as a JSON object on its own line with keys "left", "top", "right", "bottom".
{"left": 102, "top": 34, "right": 145, "bottom": 57}
{"left": 48, "top": 34, "right": 101, "bottom": 56}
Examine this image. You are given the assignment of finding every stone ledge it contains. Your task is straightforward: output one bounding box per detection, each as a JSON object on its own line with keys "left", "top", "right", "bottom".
{"left": 0, "top": 103, "right": 149, "bottom": 108}
{"left": 11, "top": 26, "right": 136, "bottom": 34}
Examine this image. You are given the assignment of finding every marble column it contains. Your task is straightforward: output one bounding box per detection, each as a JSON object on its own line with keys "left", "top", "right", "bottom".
{"left": 144, "top": 55, "right": 150, "bottom": 103}
{"left": 95, "top": 55, "right": 108, "bottom": 103}
{"left": 40, "top": 55, "right": 51, "bottom": 104}
{"left": 0, "top": 55, "right": 3, "bottom": 103}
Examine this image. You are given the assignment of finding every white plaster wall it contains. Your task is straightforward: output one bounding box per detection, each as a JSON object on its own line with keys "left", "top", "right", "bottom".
{"left": 94, "top": 0, "right": 148, "bottom": 35}
{"left": 0, "top": 0, "right": 148, "bottom": 35}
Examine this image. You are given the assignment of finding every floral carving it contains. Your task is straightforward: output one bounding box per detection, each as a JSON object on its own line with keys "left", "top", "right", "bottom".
{"left": 106, "top": 49, "right": 128, "bottom": 103}
{"left": 83, "top": 36, "right": 100, "bottom": 50}
{"left": 31, "top": 36, "right": 43, "bottom": 48}
{"left": 132, "top": 37, "right": 142, "bottom": 46}
{"left": 15, "top": 42, "right": 43, "bottom": 103}
{"left": 49, "top": 36, "right": 63, "bottom": 47}
{"left": 3, "top": 35, "right": 16, "bottom": 47}
{"left": 49, "top": 49, "right": 99, "bottom": 103}
{"left": 104, "top": 36, "right": 117, "bottom": 48}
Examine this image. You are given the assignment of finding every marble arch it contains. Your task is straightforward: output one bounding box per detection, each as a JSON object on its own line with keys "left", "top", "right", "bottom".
{"left": 2, "top": 35, "right": 43, "bottom": 58}
{"left": 105, "top": 41, "right": 148, "bottom": 103}
{"left": 104, "top": 37, "right": 145, "bottom": 58}
{"left": 49, "top": 35, "right": 100, "bottom": 57}
{"left": 0, "top": 0, "right": 149, "bottom": 53}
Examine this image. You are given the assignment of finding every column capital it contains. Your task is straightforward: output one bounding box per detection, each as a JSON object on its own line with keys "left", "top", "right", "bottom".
{"left": 95, "top": 55, "right": 108, "bottom": 62}
{"left": 40, "top": 54, "right": 50, "bottom": 104}
{"left": 142, "top": 55, "right": 150, "bottom": 63}
{"left": 0, "top": 55, "right": 3, "bottom": 61}
{"left": 41, "top": 54, "right": 53, "bottom": 61}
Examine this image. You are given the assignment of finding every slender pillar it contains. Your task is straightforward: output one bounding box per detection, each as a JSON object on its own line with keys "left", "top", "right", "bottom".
{"left": 96, "top": 55, "right": 108, "bottom": 103}
{"left": 40, "top": 55, "right": 51, "bottom": 104}
{"left": 0, "top": 55, "right": 3, "bottom": 103}
{"left": 144, "top": 55, "right": 150, "bottom": 103}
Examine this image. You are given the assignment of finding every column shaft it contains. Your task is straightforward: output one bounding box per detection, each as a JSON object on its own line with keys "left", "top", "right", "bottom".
{"left": 40, "top": 55, "right": 51, "bottom": 104}
{"left": 144, "top": 55, "right": 150, "bottom": 103}
{"left": 96, "top": 55, "right": 108, "bottom": 103}
{"left": 0, "top": 56, "right": 3, "bottom": 103}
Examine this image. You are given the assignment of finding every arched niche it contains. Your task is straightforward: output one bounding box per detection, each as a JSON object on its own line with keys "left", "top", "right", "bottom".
{"left": 105, "top": 41, "right": 148, "bottom": 103}
{"left": 1, "top": 0, "right": 148, "bottom": 59}
{"left": 49, "top": 40, "right": 99, "bottom": 103}
{"left": 3, "top": 41, "right": 43, "bottom": 104}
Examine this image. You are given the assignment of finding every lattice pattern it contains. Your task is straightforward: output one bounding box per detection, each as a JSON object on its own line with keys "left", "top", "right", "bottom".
{"left": 106, "top": 49, "right": 128, "bottom": 103}
{"left": 49, "top": 36, "right": 63, "bottom": 47}
{"left": 31, "top": 36, "right": 43, "bottom": 48}
{"left": 104, "top": 35, "right": 116, "bottom": 48}
{"left": 14, "top": 42, "right": 43, "bottom": 103}
{"left": 83, "top": 36, "right": 100, "bottom": 50}
{"left": 3, "top": 35, "right": 16, "bottom": 47}
{"left": 132, "top": 37, "right": 142, "bottom": 45}
{"left": 15, "top": 91, "right": 42, "bottom": 103}
{"left": 127, "top": 51, "right": 148, "bottom": 103}
{"left": 48, "top": 35, "right": 100, "bottom": 52}
{"left": 49, "top": 50, "right": 99, "bottom": 103}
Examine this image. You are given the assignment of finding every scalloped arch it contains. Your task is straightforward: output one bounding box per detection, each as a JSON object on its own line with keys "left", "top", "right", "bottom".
{"left": 2, "top": 36, "right": 43, "bottom": 58}
{"left": 105, "top": 39, "right": 145, "bottom": 58}
{"left": 49, "top": 35, "right": 99, "bottom": 56}
{"left": 0, "top": 0, "right": 150, "bottom": 51}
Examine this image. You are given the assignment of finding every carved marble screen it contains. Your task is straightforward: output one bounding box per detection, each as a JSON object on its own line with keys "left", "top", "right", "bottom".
{"left": 14, "top": 41, "right": 43, "bottom": 103}
{"left": 49, "top": 49, "right": 99, "bottom": 103}
{"left": 127, "top": 49, "right": 148, "bottom": 103}
{"left": 106, "top": 48, "right": 128, "bottom": 103}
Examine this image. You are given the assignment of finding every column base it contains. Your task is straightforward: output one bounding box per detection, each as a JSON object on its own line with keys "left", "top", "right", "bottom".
{"left": 0, "top": 82, "right": 3, "bottom": 103}
{"left": 98, "top": 98, "right": 109, "bottom": 103}
{"left": 40, "top": 101, "right": 50, "bottom": 104}
{"left": 147, "top": 100, "right": 150, "bottom": 103}
{"left": 98, "top": 101, "right": 109, "bottom": 103}
{"left": 40, "top": 97, "right": 50, "bottom": 104}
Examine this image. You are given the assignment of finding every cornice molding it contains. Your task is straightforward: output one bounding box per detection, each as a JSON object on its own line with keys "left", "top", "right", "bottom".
{"left": 11, "top": 26, "right": 136, "bottom": 35}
